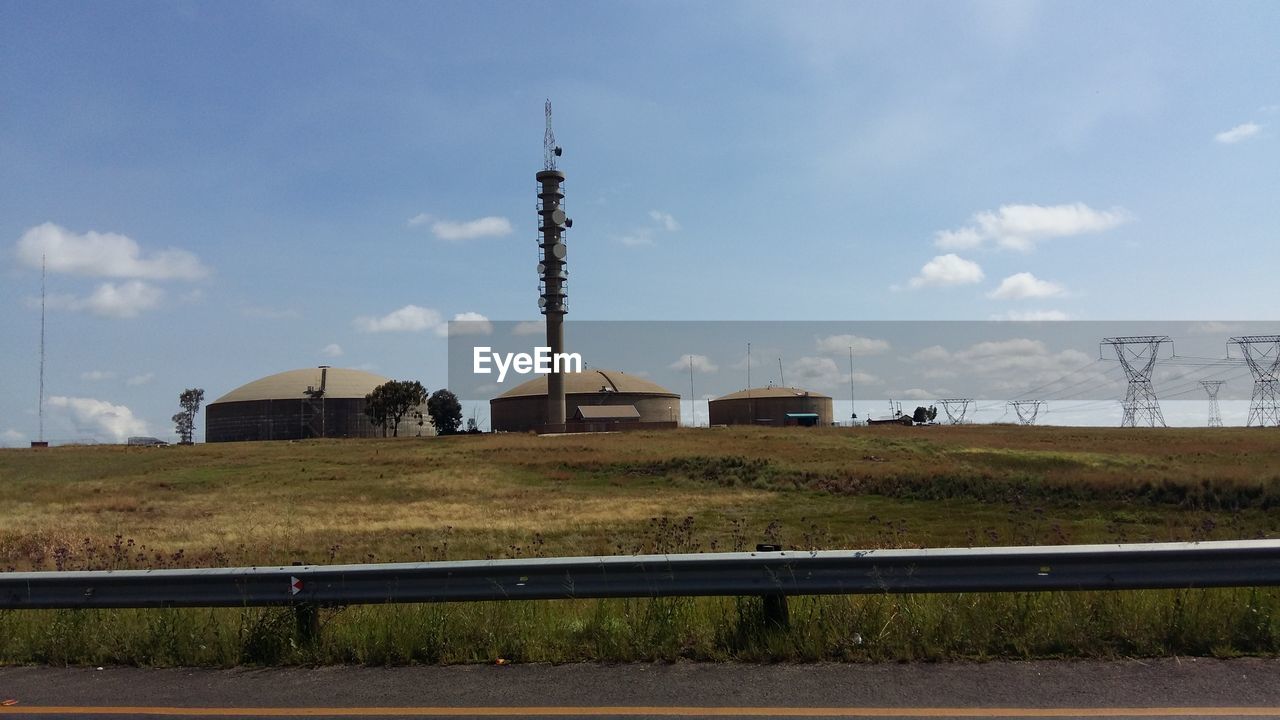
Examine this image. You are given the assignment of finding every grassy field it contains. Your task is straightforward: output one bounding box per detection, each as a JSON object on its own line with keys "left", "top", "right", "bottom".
{"left": 2, "top": 425, "right": 1279, "bottom": 665}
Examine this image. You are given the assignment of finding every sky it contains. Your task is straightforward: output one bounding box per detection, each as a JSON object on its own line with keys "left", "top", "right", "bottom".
{"left": 1, "top": 1, "right": 1278, "bottom": 443}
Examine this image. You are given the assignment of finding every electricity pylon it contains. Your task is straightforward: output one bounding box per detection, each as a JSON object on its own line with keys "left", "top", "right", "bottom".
{"left": 1200, "top": 380, "right": 1224, "bottom": 428}
{"left": 1229, "top": 336, "right": 1280, "bottom": 427}
{"left": 1100, "top": 336, "right": 1170, "bottom": 427}
{"left": 937, "top": 398, "right": 973, "bottom": 425}
{"left": 1008, "top": 400, "right": 1044, "bottom": 426}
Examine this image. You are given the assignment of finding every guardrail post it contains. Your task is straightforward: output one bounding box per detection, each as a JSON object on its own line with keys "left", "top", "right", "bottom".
{"left": 756, "top": 544, "right": 789, "bottom": 629}
{"left": 292, "top": 561, "right": 319, "bottom": 645}
{"left": 294, "top": 603, "right": 319, "bottom": 644}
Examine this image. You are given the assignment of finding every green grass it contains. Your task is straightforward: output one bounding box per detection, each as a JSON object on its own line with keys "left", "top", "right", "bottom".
{"left": 1, "top": 425, "right": 1279, "bottom": 665}
{"left": 3, "top": 589, "right": 1278, "bottom": 666}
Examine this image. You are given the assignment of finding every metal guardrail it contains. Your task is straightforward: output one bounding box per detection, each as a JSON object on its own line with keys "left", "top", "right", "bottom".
{"left": 2, "top": 540, "right": 1279, "bottom": 611}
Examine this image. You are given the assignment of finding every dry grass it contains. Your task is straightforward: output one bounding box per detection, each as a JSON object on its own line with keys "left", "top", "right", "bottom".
{"left": 2, "top": 425, "right": 1280, "bottom": 665}
{"left": 1, "top": 425, "right": 1278, "bottom": 572}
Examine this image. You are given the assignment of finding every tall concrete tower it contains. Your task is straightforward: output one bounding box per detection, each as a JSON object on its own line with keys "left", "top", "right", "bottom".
{"left": 538, "top": 100, "right": 570, "bottom": 428}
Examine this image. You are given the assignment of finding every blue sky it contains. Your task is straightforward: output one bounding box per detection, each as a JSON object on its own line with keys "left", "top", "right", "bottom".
{"left": 1, "top": 1, "right": 1277, "bottom": 442}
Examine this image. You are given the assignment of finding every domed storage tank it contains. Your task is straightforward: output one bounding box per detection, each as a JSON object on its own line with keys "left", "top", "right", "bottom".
{"left": 490, "top": 368, "right": 681, "bottom": 432}
{"left": 205, "top": 366, "right": 429, "bottom": 442}
{"left": 708, "top": 386, "right": 834, "bottom": 427}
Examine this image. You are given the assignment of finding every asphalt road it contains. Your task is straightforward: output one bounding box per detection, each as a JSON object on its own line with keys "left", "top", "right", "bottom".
{"left": 2, "top": 659, "right": 1279, "bottom": 719}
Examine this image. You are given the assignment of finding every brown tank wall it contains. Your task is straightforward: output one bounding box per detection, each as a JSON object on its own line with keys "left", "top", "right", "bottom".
{"left": 491, "top": 392, "right": 681, "bottom": 432}
{"left": 708, "top": 395, "right": 834, "bottom": 427}
{"left": 206, "top": 399, "right": 428, "bottom": 442}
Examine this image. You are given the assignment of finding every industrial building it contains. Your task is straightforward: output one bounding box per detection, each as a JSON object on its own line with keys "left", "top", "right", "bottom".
{"left": 205, "top": 366, "right": 430, "bottom": 442}
{"left": 490, "top": 369, "right": 681, "bottom": 432}
{"left": 708, "top": 386, "right": 834, "bottom": 427}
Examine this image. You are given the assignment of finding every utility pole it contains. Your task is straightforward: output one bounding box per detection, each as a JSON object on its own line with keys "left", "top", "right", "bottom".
{"left": 688, "top": 354, "right": 695, "bottom": 428}
{"left": 38, "top": 254, "right": 46, "bottom": 445}
{"left": 938, "top": 398, "right": 974, "bottom": 425}
{"left": 848, "top": 346, "right": 857, "bottom": 424}
{"left": 1008, "top": 400, "right": 1044, "bottom": 426}
{"left": 1228, "top": 336, "right": 1280, "bottom": 427}
{"left": 1100, "top": 336, "right": 1170, "bottom": 427}
{"left": 1200, "top": 380, "right": 1224, "bottom": 428}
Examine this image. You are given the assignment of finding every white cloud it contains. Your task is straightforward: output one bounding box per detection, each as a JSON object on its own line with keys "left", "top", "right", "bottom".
{"left": 786, "top": 356, "right": 879, "bottom": 391}
{"left": 1188, "top": 321, "right": 1248, "bottom": 336}
{"left": 512, "top": 320, "right": 544, "bottom": 336}
{"left": 47, "top": 396, "right": 148, "bottom": 443}
{"left": 905, "top": 339, "right": 1098, "bottom": 396}
{"left": 16, "top": 223, "right": 208, "bottom": 279}
{"left": 321, "top": 343, "right": 344, "bottom": 358}
{"left": 125, "top": 373, "right": 155, "bottom": 386}
{"left": 46, "top": 281, "right": 164, "bottom": 318}
{"left": 991, "top": 310, "right": 1071, "bottom": 321}
{"left": 899, "top": 388, "right": 936, "bottom": 401}
{"left": 354, "top": 305, "right": 443, "bottom": 333}
{"left": 670, "top": 354, "right": 718, "bottom": 373}
{"left": 1215, "top": 122, "right": 1261, "bottom": 144}
{"left": 1, "top": 429, "right": 26, "bottom": 446}
{"left": 815, "top": 334, "right": 891, "bottom": 356}
{"left": 908, "top": 254, "right": 984, "bottom": 288}
{"left": 617, "top": 209, "right": 681, "bottom": 247}
{"left": 81, "top": 370, "right": 115, "bottom": 382}
{"left": 933, "top": 227, "right": 984, "bottom": 250}
{"left": 439, "top": 312, "right": 493, "bottom": 337}
{"left": 910, "top": 346, "right": 952, "bottom": 364}
{"left": 935, "top": 203, "right": 1131, "bottom": 252}
{"left": 618, "top": 230, "right": 655, "bottom": 247}
{"left": 988, "top": 272, "right": 1065, "bottom": 300}
{"left": 411, "top": 214, "right": 513, "bottom": 241}
{"left": 649, "top": 210, "right": 681, "bottom": 232}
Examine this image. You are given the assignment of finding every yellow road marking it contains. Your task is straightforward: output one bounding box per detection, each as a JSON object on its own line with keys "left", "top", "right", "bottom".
{"left": 3, "top": 708, "right": 1280, "bottom": 717}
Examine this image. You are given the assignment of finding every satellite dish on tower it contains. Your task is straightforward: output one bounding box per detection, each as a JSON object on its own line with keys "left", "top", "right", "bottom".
{"left": 550, "top": 243, "right": 567, "bottom": 260}
{"left": 550, "top": 209, "right": 567, "bottom": 226}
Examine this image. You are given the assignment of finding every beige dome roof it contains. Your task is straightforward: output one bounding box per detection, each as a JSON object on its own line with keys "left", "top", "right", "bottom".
{"left": 495, "top": 368, "right": 679, "bottom": 399}
{"left": 211, "top": 367, "right": 393, "bottom": 404}
{"left": 713, "top": 386, "right": 832, "bottom": 401}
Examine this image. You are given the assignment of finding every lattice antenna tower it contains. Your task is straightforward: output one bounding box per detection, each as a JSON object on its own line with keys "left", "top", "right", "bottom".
{"left": 937, "top": 398, "right": 973, "bottom": 425}
{"left": 543, "top": 99, "right": 560, "bottom": 171}
{"left": 536, "top": 99, "right": 570, "bottom": 427}
{"left": 1100, "top": 336, "right": 1170, "bottom": 427}
{"left": 1200, "top": 380, "right": 1224, "bottom": 428}
{"left": 1008, "top": 400, "right": 1044, "bottom": 426}
{"left": 1228, "top": 336, "right": 1280, "bottom": 427}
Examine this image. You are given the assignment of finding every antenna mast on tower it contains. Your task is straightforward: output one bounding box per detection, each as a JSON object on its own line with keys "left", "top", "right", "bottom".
{"left": 544, "top": 99, "right": 558, "bottom": 171}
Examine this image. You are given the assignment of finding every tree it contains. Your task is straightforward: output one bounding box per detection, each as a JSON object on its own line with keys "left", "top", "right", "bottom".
{"left": 171, "top": 388, "right": 204, "bottom": 444}
{"left": 912, "top": 405, "right": 939, "bottom": 424}
{"left": 427, "top": 388, "right": 463, "bottom": 435}
{"left": 364, "top": 380, "right": 428, "bottom": 437}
